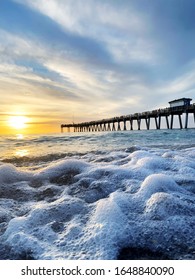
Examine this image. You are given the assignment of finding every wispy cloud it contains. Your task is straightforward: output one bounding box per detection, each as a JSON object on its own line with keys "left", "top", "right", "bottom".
{"left": 0, "top": 0, "right": 195, "bottom": 133}
{"left": 14, "top": 0, "right": 157, "bottom": 65}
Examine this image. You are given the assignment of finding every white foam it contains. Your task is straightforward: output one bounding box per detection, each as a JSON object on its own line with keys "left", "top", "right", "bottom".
{"left": 138, "top": 174, "right": 186, "bottom": 199}
{"left": 0, "top": 164, "right": 31, "bottom": 184}
{"left": 1, "top": 146, "right": 195, "bottom": 260}
{"left": 35, "top": 159, "right": 89, "bottom": 181}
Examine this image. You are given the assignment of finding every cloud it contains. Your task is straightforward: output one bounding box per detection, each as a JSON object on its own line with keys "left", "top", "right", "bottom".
{"left": 1, "top": 0, "right": 112, "bottom": 64}
{"left": 0, "top": 0, "right": 195, "bottom": 132}
{"left": 0, "top": 26, "right": 155, "bottom": 118}
{"left": 159, "top": 63, "right": 195, "bottom": 98}
{"left": 14, "top": 0, "right": 146, "bottom": 33}
{"left": 13, "top": 0, "right": 158, "bottom": 65}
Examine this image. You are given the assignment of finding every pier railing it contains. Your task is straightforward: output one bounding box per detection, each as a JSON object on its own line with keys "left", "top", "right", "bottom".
{"left": 61, "top": 104, "right": 195, "bottom": 132}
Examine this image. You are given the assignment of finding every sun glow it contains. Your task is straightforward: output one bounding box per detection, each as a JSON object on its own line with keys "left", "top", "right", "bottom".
{"left": 8, "top": 115, "right": 29, "bottom": 130}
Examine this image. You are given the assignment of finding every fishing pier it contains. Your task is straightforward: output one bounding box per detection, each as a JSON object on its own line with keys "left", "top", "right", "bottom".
{"left": 61, "top": 98, "right": 195, "bottom": 133}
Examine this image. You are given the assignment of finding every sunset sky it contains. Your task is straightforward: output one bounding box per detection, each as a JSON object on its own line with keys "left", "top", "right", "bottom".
{"left": 0, "top": 0, "right": 195, "bottom": 134}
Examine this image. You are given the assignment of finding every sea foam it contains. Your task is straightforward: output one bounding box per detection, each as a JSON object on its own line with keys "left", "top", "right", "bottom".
{"left": 0, "top": 141, "right": 195, "bottom": 259}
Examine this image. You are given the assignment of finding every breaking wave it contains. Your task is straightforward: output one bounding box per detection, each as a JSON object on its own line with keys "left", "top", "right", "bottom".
{"left": 0, "top": 134, "right": 195, "bottom": 259}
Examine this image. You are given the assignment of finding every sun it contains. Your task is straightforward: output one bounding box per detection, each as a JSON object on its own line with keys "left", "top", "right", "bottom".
{"left": 8, "top": 116, "right": 28, "bottom": 130}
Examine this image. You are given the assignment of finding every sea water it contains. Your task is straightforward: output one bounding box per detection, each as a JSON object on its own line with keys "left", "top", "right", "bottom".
{"left": 0, "top": 129, "right": 195, "bottom": 260}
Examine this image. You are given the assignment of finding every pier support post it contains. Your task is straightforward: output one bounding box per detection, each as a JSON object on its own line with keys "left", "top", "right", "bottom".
{"left": 178, "top": 114, "right": 183, "bottom": 129}
{"left": 108, "top": 123, "right": 111, "bottom": 131}
{"left": 112, "top": 122, "right": 116, "bottom": 131}
{"left": 158, "top": 116, "right": 161, "bottom": 129}
{"left": 166, "top": 116, "right": 169, "bottom": 129}
{"left": 170, "top": 115, "right": 174, "bottom": 129}
{"left": 185, "top": 113, "right": 188, "bottom": 129}
{"left": 124, "top": 120, "right": 127, "bottom": 130}
{"left": 137, "top": 119, "right": 141, "bottom": 130}
{"left": 145, "top": 118, "right": 150, "bottom": 130}
{"left": 130, "top": 119, "right": 133, "bottom": 130}
{"left": 117, "top": 121, "right": 121, "bottom": 131}
{"left": 61, "top": 125, "right": 63, "bottom": 133}
{"left": 155, "top": 117, "right": 159, "bottom": 129}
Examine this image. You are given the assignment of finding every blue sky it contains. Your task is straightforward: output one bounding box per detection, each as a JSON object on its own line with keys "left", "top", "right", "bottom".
{"left": 0, "top": 0, "right": 195, "bottom": 133}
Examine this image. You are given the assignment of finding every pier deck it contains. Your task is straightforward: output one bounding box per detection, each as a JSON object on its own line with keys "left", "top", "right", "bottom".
{"left": 61, "top": 104, "right": 195, "bottom": 132}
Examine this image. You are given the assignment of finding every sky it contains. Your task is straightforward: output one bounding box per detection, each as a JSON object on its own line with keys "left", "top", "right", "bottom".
{"left": 0, "top": 0, "right": 195, "bottom": 134}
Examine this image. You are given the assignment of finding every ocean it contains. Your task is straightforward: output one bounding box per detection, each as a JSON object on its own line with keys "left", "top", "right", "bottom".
{"left": 0, "top": 129, "right": 195, "bottom": 260}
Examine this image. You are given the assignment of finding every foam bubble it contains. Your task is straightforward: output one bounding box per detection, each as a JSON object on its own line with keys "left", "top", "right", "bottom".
{"left": 34, "top": 159, "right": 89, "bottom": 187}
{"left": 138, "top": 174, "right": 186, "bottom": 199}
{"left": 145, "top": 192, "right": 195, "bottom": 219}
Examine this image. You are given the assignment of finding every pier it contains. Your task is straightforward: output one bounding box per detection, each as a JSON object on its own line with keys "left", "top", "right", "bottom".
{"left": 61, "top": 98, "right": 195, "bottom": 133}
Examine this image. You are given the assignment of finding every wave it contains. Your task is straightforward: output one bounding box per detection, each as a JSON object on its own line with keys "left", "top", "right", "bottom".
{"left": 0, "top": 147, "right": 195, "bottom": 259}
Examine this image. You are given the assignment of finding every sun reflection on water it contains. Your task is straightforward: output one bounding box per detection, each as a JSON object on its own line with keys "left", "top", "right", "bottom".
{"left": 16, "top": 134, "right": 24, "bottom": 140}
{"left": 15, "top": 149, "right": 29, "bottom": 157}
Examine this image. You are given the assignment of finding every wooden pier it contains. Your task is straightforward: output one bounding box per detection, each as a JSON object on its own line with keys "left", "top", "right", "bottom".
{"left": 61, "top": 100, "right": 195, "bottom": 133}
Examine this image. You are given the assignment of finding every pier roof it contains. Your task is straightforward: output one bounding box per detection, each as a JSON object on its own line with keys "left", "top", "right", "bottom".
{"left": 169, "top": 98, "right": 192, "bottom": 104}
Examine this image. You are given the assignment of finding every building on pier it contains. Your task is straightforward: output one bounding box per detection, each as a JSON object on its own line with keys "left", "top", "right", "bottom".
{"left": 169, "top": 98, "right": 192, "bottom": 108}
